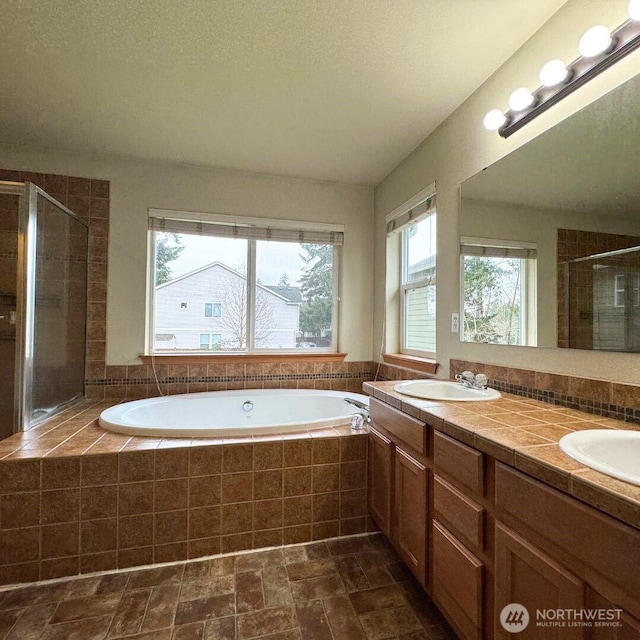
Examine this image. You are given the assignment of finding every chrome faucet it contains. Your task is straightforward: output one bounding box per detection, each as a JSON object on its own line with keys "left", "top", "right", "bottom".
{"left": 455, "top": 371, "right": 488, "bottom": 390}
{"left": 344, "top": 398, "right": 370, "bottom": 430}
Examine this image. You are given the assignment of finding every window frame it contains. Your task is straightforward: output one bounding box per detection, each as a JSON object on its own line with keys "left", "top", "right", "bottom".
{"left": 459, "top": 239, "right": 538, "bottom": 347}
{"left": 204, "top": 302, "right": 221, "bottom": 318}
{"left": 399, "top": 215, "right": 437, "bottom": 358}
{"left": 146, "top": 217, "right": 341, "bottom": 355}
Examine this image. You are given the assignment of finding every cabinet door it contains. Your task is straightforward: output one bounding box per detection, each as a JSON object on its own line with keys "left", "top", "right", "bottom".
{"left": 432, "top": 520, "right": 484, "bottom": 640}
{"left": 368, "top": 427, "right": 393, "bottom": 537}
{"left": 393, "top": 447, "right": 427, "bottom": 585}
{"left": 495, "top": 523, "right": 585, "bottom": 639}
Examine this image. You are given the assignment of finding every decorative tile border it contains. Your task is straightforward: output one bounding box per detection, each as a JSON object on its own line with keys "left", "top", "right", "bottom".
{"left": 450, "top": 359, "right": 640, "bottom": 424}
{"left": 86, "top": 361, "right": 376, "bottom": 400}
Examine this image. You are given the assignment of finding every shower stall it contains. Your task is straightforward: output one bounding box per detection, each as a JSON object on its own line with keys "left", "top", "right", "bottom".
{"left": 0, "top": 181, "right": 88, "bottom": 440}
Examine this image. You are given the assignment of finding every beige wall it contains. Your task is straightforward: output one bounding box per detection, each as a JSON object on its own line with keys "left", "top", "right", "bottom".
{"left": 374, "top": 0, "right": 640, "bottom": 384}
{"left": 0, "top": 145, "right": 374, "bottom": 364}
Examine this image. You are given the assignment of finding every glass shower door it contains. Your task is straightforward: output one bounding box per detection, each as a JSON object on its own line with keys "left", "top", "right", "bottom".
{"left": 30, "top": 191, "right": 89, "bottom": 424}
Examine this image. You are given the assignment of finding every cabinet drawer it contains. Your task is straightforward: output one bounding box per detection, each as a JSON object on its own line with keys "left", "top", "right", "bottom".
{"left": 434, "top": 431, "right": 484, "bottom": 496}
{"left": 370, "top": 397, "right": 426, "bottom": 456}
{"left": 432, "top": 520, "right": 483, "bottom": 640}
{"left": 434, "top": 475, "right": 484, "bottom": 551}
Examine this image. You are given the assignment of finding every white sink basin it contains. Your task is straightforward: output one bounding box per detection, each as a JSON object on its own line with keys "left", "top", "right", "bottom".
{"left": 393, "top": 380, "right": 501, "bottom": 402}
{"left": 559, "top": 429, "right": 640, "bottom": 486}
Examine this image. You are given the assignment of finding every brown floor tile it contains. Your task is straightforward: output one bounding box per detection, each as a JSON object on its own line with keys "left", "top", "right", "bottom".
{"left": 349, "top": 584, "right": 408, "bottom": 614}
{"left": 236, "top": 570, "right": 265, "bottom": 613}
{"left": 50, "top": 593, "right": 121, "bottom": 623}
{"left": 236, "top": 605, "right": 297, "bottom": 639}
{"left": 107, "top": 588, "right": 151, "bottom": 637}
{"left": 203, "top": 615, "right": 236, "bottom": 639}
{"left": 0, "top": 534, "right": 453, "bottom": 640}
{"left": 323, "top": 594, "right": 366, "bottom": 640}
{"left": 358, "top": 605, "right": 423, "bottom": 640}
{"left": 294, "top": 600, "right": 333, "bottom": 640}
{"left": 262, "top": 565, "right": 293, "bottom": 607}
{"left": 174, "top": 593, "right": 235, "bottom": 625}
{"left": 290, "top": 574, "right": 345, "bottom": 602}
{"left": 286, "top": 558, "right": 336, "bottom": 582}
{"left": 41, "top": 614, "right": 112, "bottom": 640}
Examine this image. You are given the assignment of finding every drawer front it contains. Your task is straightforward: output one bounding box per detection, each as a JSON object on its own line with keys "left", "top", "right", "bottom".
{"left": 434, "top": 431, "right": 484, "bottom": 496}
{"left": 370, "top": 397, "right": 426, "bottom": 456}
{"left": 434, "top": 475, "right": 484, "bottom": 551}
{"left": 432, "top": 519, "right": 483, "bottom": 640}
{"left": 496, "top": 463, "right": 640, "bottom": 618}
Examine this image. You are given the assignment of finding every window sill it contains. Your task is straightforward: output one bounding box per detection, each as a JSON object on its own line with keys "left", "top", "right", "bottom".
{"left": 139, "top": 352, "right": 347, "bottom": 365}
{"left": 382, "top": 353, "right": 439, "bottom": 375}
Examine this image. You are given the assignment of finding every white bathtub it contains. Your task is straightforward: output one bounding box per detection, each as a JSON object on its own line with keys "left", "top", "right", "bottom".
{"left": 98, "top": 389, "right": 370, "bottom": 437}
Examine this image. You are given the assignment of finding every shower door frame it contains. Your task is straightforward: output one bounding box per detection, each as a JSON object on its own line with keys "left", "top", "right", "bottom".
{"left": 0, "top": 180, "right": 90, "bottom": 433}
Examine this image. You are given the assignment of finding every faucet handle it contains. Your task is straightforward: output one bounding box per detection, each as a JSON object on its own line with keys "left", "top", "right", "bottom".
{"left": 461, "top": 371, "right": 475, "bottom": 382}
{"left": 474, "top": 374, "right": 488, "bottom": 388}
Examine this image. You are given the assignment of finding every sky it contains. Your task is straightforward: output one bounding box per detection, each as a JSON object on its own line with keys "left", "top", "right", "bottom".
{"left": 167, "top": 235, "right": 307, "bottom": 286}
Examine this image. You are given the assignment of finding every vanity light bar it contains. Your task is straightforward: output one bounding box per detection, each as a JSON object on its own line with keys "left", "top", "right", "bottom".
{"left": 486, "top": 14, "right": 640, "bottom": 138}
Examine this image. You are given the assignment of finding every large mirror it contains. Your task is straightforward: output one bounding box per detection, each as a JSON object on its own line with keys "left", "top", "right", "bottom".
{"left": 460, "top": 72, "right": 640, "bottom": 352}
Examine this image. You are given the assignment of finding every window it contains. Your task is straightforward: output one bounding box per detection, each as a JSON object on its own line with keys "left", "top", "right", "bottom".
{"left": 386, "top": 188, "right": 437, "bottom": 357}
{"left": 204, "top": 302, "right": 221, "bottom": 317}
{"left": 614, "top": 273, "right": 640, "bottom": 308}
{"left": 401, "top": 213, "right": 437, "bottom": 356}
{"left": 199, "top": 333, "right": 222, "bottom": 350}
{"left": 460, "top": 239, "right": 537, "bottom": 346}
{"left": 148, "top": 211, "right": 342, "bottom": 353}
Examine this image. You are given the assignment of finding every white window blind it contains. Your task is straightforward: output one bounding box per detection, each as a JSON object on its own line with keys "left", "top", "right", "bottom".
{"left": 386, "top": 194, "right": 436, "bottom": 236}
{"left": 149, "top": 214, "right": 344, "bottom": 246}
{"left": 460, "top": 238, "right": 537, "bottom": 260}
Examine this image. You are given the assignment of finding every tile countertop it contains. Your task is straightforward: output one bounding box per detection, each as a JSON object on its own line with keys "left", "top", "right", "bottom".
{"left": 363, "top": 381, "right": 640, "bottom": 531}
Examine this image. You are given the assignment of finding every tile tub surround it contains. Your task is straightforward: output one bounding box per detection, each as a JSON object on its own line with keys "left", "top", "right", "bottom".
{"left": 0, "top": 534, "right": 456, "bottom": 640}
{"left": 89, "top": 361, "right": 375, "bottom": 400}
{"left": 450, "top": 358, "right": 640, "bottom": 425}
{"left": 0, "top": 403, "right": 370, "bottom": 587}
{"left": 365, "top": 380, "right": 640, "bottom": 532}
{"left": 0, "top": 168, "right": 110, "bottom": 386}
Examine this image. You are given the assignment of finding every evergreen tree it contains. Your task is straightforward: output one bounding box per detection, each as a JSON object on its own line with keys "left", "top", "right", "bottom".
{"left": 299, "top": 244, "right": 333, "bottom": 338}
{"left": 155, "top": 233, "right": 185, "bottom": 285}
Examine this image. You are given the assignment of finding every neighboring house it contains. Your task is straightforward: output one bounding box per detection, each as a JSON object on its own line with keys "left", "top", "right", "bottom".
{"left": 154, "top": 262, "right": 301, "bottom": 350}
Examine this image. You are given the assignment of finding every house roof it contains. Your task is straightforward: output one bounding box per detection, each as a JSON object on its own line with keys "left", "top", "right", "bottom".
{"left": 157, "top": 261, "right": 301, "bottom": 304}
{"left": 264, "top": 286, "right": 303, "bottom": 304}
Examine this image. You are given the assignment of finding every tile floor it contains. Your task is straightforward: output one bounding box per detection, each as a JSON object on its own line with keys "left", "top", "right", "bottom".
{"left": 0, "top": 533, "right": 457, "bottom": 640}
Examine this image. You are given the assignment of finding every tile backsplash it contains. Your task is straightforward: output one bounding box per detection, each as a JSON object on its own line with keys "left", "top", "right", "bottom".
{"left": 451, "top": 359, "right": 640, "bottom": 424}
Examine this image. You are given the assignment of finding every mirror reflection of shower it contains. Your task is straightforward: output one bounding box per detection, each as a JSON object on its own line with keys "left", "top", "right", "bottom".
{"left": 0, "top": 180, "right": 88, "bottom": 440}
{"left": 565, "top": 245, "right": 640, "bottom": 352}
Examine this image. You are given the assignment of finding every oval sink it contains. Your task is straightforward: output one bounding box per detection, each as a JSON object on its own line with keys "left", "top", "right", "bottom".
{"left": 393, "top": 380, "right": 501, "bottom": 402}
{"left": 559, "top": 429, "right": 640, "bottom": 486}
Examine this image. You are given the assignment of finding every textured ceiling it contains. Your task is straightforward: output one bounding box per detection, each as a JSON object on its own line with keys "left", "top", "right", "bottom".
{"left": 0, "top": 0, "right": 567, "bottom": 185}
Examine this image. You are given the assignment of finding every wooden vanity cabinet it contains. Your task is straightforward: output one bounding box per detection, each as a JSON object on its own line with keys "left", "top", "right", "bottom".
{"left": 367, "top": 395, "right": 640, "bottom": 640}
{"left": 368, "top": 398, "right": 429, "bottom": 586}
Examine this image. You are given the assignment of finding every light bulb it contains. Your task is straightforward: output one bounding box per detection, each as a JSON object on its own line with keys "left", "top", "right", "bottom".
{"left": 578, "top": 25, "right": 613, "bottom": 57}
{"left": 539, "top": 59, "right": 570, "bottom": 87}
{"left": 508, "top": 88, "right": 535, "bottom": 111}
{"left": 629, "top": 0, "right": 640, "bottom": 20}
{"left": 483, "top": 109, "right": 506, "bottom": 131}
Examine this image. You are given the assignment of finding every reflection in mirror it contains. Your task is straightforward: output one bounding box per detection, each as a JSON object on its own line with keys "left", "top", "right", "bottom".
{"left": 460, "top": 71, "right": 640, "bottom": 352}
